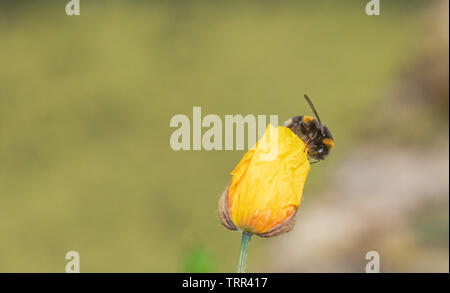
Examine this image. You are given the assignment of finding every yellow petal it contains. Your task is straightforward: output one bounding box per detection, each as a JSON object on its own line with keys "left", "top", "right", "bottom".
{"left": 228, "top": 125, "right": 311, "bottom": 234}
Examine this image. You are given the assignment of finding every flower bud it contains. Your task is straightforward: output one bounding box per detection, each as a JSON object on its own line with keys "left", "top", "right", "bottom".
{"left": 219, "top": 125, "right": 310, "bottom": 237}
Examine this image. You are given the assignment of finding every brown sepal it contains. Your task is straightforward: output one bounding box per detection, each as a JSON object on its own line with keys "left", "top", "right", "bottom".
{"left": 218, "top": 186, "right": 237, "bottom": 231}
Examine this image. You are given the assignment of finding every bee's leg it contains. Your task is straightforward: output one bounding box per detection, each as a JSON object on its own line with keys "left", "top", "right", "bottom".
{"left": 309, "top": 159, "right": 320, "bottom": 165}
{"left": 304, "top": 138, "right": 310, "bottom": 153}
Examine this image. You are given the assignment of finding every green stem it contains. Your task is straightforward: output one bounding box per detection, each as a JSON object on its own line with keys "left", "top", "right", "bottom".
{"left": 237, "top": 232, "right": 252, "bottom": 273}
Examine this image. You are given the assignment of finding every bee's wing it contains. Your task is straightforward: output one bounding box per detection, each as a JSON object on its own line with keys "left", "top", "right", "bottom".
{"left": 283, "top": 118, "right": 293, "bottom": 127}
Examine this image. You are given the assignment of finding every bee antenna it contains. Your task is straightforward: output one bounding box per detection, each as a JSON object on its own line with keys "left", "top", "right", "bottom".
{"left": 303, "top": 94, "right": 322, "bottom": 126}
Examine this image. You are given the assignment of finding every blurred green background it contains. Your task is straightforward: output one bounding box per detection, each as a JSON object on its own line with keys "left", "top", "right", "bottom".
{"left": 0, "top": 0, "right": 448, "bottom": 272}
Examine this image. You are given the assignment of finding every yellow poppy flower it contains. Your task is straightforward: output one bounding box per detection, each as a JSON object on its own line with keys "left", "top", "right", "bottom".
{"left": 219, "top": 124, "right": 311, "bottom": 237}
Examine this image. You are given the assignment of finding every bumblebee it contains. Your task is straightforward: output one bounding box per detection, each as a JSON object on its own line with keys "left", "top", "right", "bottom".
{"left": 284, "top": 94, "right": 334, "bottom": 162}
